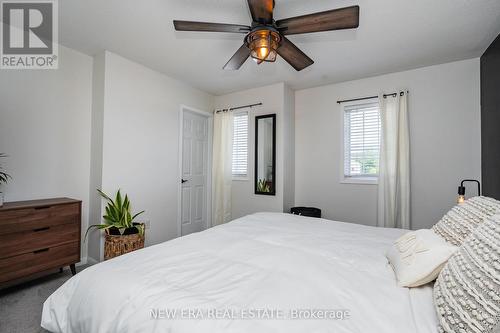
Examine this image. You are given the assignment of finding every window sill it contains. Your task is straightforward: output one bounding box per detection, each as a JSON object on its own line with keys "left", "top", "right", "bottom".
{"left": 341, "top": 177, "right": 378, "bottom": 185}
{"left": 232, "top": 177, "right": 248, "bottom": 182}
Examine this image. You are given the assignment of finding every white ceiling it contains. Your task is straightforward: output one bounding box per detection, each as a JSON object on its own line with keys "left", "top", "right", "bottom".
{"left": 59, "top": 0, "right": 500, "bottom": 95}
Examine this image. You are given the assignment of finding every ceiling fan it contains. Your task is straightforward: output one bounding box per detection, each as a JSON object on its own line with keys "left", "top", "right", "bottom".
{"left": 173, "top": 0, "right": 359, "bottom": 71}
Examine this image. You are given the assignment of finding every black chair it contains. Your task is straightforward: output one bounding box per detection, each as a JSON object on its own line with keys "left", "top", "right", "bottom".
{"left": 290, "top": 207, "right": 321, "bottom": 218}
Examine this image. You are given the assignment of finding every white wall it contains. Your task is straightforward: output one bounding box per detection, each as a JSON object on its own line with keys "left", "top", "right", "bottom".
{"left": 87, "top": 52, "right": 213, "bottom": 259}
{"left": 295, "top": 58, "right": 481, "bottom": 229}
{"left": 214, "top": 82, "right": 295, "bottom": 219}
{"left": 283, "top": 85, "right": 295, "bottom": 213}
{"left": 0, "top": 45, "right": 94, "bottom": 262}
{"left": 87, "top": 52, "right": 105, "bottom": 261}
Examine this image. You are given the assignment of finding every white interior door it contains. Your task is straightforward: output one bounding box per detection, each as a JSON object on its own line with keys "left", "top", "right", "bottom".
{"left": 181, "top": 110, "right": 209, "bottom": 236}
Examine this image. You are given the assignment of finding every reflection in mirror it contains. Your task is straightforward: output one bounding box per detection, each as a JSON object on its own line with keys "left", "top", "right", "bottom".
{"left": 255, "top": 114, "right": 276, "bottom": 195}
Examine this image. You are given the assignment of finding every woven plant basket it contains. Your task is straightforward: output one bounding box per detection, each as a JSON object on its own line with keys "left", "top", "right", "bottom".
{"left": 104, "top": 232, "right": 144, "bottom": 260}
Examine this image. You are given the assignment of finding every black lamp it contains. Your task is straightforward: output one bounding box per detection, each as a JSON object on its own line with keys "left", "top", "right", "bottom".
{"left": 457, "top": 179, "right": 481, "bottom": 204}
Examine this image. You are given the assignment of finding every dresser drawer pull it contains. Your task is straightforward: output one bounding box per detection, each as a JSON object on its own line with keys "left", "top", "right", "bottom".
{"left": 34, "top": 206, "right": 51, "bottom": 210}
{"left": 33, "top": 248, "right": 49, "bottom": 254}
{"left": 33, "top": 226, "right": 50, "bottom": 232}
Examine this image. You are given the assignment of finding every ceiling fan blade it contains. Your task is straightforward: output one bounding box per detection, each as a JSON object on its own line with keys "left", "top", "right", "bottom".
{"left": 276, "top": 5, "right": 359, "bottom": 35}
{"left": 247, "top": 0, "right": 274, "bottom": 24}
{"left": 223, "top": 44, "right": 251, "bottom": 70}
{"left": 277, "top": 37, "right": 314, "bottom": 71}
{"left": 173, "top": 20, "right": 251, "bottom": 33}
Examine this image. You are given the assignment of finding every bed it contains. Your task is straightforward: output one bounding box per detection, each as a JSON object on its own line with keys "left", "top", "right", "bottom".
{"left": 41, "top": 213, "right": 438, "bottom": 333}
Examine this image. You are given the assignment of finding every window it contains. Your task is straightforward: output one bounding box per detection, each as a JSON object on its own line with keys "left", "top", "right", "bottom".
{"left": 342, "top": 101, "right": 381, "bottom": 183}
{"left": 232, "top": 111, "right": 248, "bottom": 178}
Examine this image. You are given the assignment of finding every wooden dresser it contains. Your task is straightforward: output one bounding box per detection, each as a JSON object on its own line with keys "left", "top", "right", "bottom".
{"left": 0, "top": 198, "right": 81, "bottom": 286}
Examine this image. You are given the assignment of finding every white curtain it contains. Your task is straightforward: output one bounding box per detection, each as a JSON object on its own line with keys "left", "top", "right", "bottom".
{"left": 377, "top": 92, "right": 410, "bottom": 229}
{"left": 212, "top": 110, "right": 234, "bottom": 226}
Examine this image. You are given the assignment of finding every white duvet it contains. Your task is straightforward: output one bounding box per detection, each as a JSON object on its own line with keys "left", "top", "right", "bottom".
{"left": 42, "top": 213, "right": 438, "bottom": 333}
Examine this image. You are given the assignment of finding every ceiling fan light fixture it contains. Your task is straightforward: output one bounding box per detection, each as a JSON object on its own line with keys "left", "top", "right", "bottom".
{"left": 247, "top": 29, "right": 280, "bottom": 64}
{"left": 174, "top": 3, "right": 360, "bottom": 71}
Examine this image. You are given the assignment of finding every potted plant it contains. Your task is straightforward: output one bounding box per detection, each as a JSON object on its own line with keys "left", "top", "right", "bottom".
{"left": 0, "top": 153, "right": 11, "bottom": 207}
{"left": 86, "top": 189, "right": 145, "bottom": 260}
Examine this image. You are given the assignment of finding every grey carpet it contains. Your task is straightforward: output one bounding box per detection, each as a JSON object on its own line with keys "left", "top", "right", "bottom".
{"left": 0, "top": 266, "right": 89, "bottom": 333}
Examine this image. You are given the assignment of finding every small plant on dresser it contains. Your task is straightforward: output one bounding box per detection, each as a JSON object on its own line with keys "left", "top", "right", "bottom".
{"left": 0, "top": 153, "right": 12, "bottom": 207}
{"left": 86, "top": 189, "right": 146, "bottom": 260}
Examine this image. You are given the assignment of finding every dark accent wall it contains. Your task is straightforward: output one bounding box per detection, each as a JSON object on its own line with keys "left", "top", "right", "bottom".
{"left": 481, "top": 33, "right": 500, "bottom": 199}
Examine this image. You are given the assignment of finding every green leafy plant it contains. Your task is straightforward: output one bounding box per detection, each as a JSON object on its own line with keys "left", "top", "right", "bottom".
{"left": 85, "top": 189, "right": 145, "bottom": 239}
{"left": 257, "top": 179, "right": 271, "bottom": 193}
{"left": 0, "top": 153, "right": 12, "bottom": 186}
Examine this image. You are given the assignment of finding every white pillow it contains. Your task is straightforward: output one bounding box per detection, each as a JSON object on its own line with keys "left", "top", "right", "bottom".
{"left": 386, "top": 229, "right": 457, "bottom": 287}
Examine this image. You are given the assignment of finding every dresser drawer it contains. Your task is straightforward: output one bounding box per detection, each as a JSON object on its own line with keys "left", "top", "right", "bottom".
{"left": 0, "top": 223, "right": 80, "bottom": 259}
{"left": 0, "top": 242, "right": 79, "bottom": 283}
{"left": 0, "top": 203, "right": 79, "bottom": 235}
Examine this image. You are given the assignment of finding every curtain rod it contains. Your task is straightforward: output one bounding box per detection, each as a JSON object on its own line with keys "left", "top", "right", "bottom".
{"left": 336, "top": 91, "right": 408, "bottom": 104}
{"left": 215, "top": 102, "right": 263, "bottom": 114}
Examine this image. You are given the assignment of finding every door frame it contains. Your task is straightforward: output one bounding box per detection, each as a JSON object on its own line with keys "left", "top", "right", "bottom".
{"left": 177, "top": 105, "right": 213, "bottom": 237}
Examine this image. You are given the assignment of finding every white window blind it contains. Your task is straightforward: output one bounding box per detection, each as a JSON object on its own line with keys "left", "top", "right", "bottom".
{"left": 232, "top": 111, "right": 248, "bottom": 177}
{"left": 343, "top": 101, "right": 381, "bottom": 178}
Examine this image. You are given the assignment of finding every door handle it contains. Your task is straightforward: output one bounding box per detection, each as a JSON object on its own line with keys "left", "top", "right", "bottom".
{"left": 181, "top": 179, "right": 188, "bottom": 184}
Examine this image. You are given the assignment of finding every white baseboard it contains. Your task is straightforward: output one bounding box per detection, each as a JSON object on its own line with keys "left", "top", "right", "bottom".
{"left": 77, "top": 257, "right": 88, "bottom": 266}
{"left": 86, "top": 256, "right": 99, "bottom": 265}
{"left": 58, "top": 257, "right": 98, "bottom": 273}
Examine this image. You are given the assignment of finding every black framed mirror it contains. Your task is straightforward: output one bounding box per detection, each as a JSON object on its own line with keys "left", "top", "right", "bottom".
{"left": 255, "top": 114, "right": 276, "bottom": 195}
